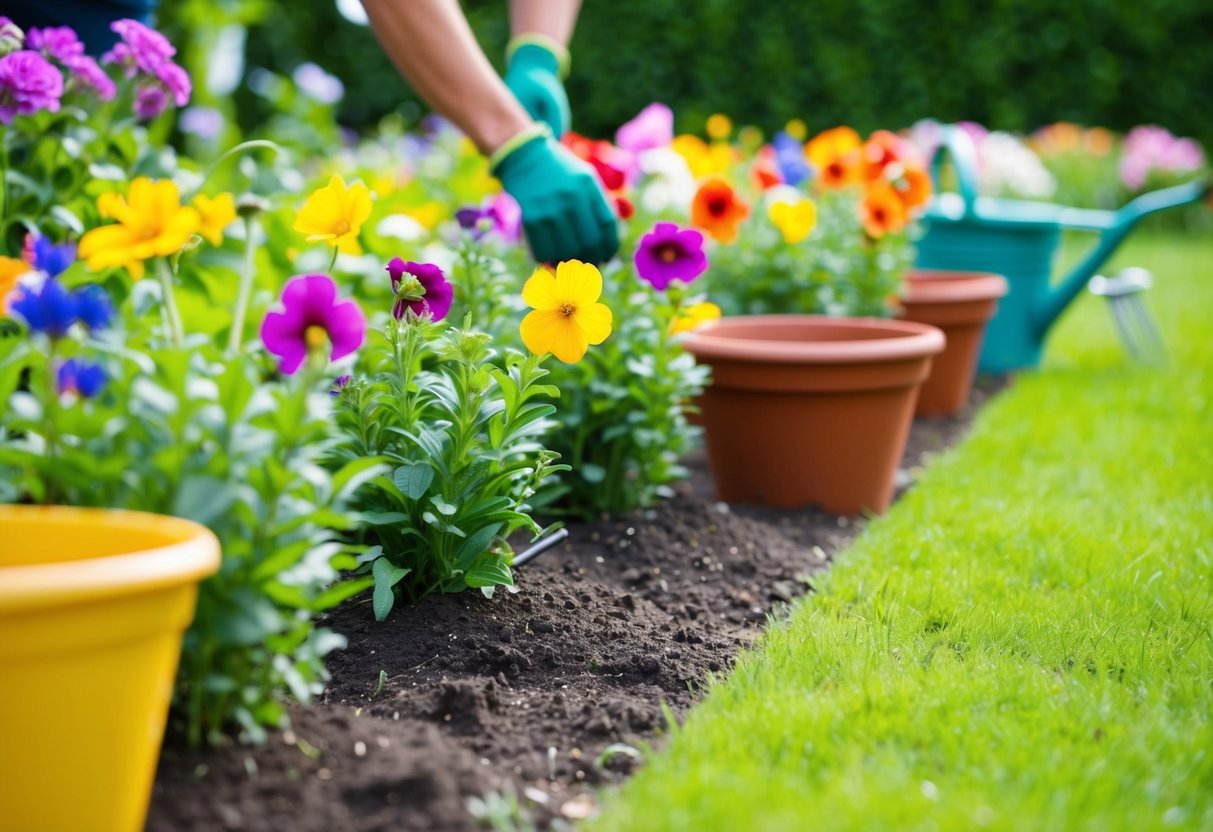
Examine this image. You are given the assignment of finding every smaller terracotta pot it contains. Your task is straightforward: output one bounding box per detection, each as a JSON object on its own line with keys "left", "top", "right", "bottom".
{"left": 898, "top": 270, "right": 1008, "bottom": 417}
{"left": 684, "top": 315, "right": 944, "bottom": 515}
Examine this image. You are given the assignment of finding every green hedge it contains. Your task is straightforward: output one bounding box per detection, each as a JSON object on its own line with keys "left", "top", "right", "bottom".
{"left": 169, "top": 0, "right": 1213, "bottom": 144}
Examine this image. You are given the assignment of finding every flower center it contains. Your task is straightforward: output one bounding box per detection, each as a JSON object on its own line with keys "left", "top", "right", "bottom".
{"left": 656, "top": 243, "right": 680, "bottom": 263}
{"left": 559, "top": 302, "right": 576, "bottom": 318}
{"left": 708, "top": 197, "right": 729, "bottom": 217}
{"left": 333, "top": 219, "right": 351, "bottom": 236}
{"left": 305, "top": 325, "right": 328, "bottom": 350}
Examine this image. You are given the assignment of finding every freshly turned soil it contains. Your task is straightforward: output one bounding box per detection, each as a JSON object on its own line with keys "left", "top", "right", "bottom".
{"left": 146, "top": 382, "right": 1000, "bottom": 831}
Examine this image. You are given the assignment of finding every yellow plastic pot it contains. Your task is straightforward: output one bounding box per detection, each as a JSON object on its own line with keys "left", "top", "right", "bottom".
{"left": 0, "top": 506, "right": 220, "bottom": 832}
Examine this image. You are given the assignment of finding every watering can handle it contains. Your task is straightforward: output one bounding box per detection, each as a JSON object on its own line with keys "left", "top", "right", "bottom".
{"left": 929, "top": 126, "right": 981, "bottom": 217}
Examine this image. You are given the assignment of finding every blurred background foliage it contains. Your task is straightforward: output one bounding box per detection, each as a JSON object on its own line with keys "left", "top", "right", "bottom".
{"left": 160, "top": 0, "right": 1213, "bottom": 142}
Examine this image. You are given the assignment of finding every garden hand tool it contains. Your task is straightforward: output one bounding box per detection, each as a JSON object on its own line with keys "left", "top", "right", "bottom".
{"left": 504, "top": 35, "right": 571, "bottom": 138}
{"left": 917, "top": 125, "right": 1208, "bottom": 372}
{"left": 1088, "top": 267, "right": 1166, "bottom": 362}
{"left": 491, "top": 126, "right": 619, "bottom": 265}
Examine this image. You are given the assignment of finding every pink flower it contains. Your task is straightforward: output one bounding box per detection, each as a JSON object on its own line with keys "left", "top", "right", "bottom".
{"left": 260, "top": 274, "right": 366, "bottom": 375}
{"left": 64, "top": 55, "right": 116, "bottom": 101}
{"left": 616, "top": 102, "right": 674, "bottom": 155}
{"left": 386, "top": 258, "right": 453, "bottom": 322}
{"left": 134, "top": 85, "right": 167, "bottom": 120}
{"left": 103, "top": 19, "right": 175, "bottom": 77}
{"left": 633, "top": 222, "right": 708, "bottom": 291}
{"left": 26, "top": 26, "right": 84, "bottom": 64}
{"left": 0, "top": 50, "right": 64, "bottom": 124}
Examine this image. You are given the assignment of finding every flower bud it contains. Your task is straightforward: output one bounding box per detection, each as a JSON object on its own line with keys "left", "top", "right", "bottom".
{"left": 0, "top": 20, "right": 24, "bottom": 55}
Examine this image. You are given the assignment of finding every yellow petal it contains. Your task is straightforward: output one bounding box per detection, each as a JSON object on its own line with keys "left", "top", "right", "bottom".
{"left": 548, "top": 318, "right": 589, "bottom": 363}
{"left": 346, "top": 181, "right": 373, "bottom": 234}
{"left": 554, "top": 260, "right": 602, "bottom": 306}
{"left": 574, "top": 302, "right": 612, "bottom": 346}
{"left": 520, "top": 308, "right": 567, "bottom": 356}
{"left": 521, "top": 268, "right": 560, "bottom": 311}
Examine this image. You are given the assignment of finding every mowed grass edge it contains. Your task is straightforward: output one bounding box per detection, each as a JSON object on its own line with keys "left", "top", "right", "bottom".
{"left": 589, "top": 231, "right": 1213, "bottom": 832}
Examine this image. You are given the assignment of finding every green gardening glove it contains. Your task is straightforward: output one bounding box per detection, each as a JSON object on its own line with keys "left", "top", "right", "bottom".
{"left": 503, "top": 38, "right": 571, "bottom": 138}
{"left": 492, "top": 128, "right": 619, "bottom": 265}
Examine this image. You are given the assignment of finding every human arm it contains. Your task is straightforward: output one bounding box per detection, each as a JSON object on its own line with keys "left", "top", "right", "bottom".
{"left": 503, "top": 0, "right": 582, "bottom": 136}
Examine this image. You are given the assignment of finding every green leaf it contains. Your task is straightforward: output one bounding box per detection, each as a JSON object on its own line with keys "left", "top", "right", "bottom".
{"left": 332, "top": 456, "right": 391, "bottom": 502}
{"left": 355, "top": 511, "right": 410, "bottom": 526}
{"left": 454, "top": 523, "right": 503, "bottom": 572}
{"left": 312, "top": 576, "right": 374, "bottom": 611}
{"left": 581, "top": 464, "right": 607, "bottom": 484}
{"left": 173, "top": 476, "right": 238, "bottom": 526}
{"left": 465, "top": 550, "right": 514, "bottom": 588}
{"left": 393, "top": 462, "right": 434, "bottom": 500}
{"left": 430, "top": 494, "right": 458, "bottom": 516}
{"left": 371, "top": 557, "right": 411, "bottom": 622}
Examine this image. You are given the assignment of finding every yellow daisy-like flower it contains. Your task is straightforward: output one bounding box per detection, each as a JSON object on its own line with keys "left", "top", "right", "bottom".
{"left": 671, "top": 134, "right": 736, "bottom": 179}
{"left": 768, "top": 198, "right": 818, "bottom": 244}
{"left": 706, "top": 113, "right": 733, "bottom": 141}
{"left": 192, "top": 192, "right": 237, "bottom": 246}
{"left": 1, "top": 256, "right": 31, "bottom": 313}
{"left": 519, "top": 260, "right": 613, "bottom": 364}
{"left": 78, "top": 178, "right": 200, "bottom": 280}
{"left": 293, "top": 175, "right": 372, "bottom": 255}
{"left": 670, "top": 301, "right": 721, "bottom": 335}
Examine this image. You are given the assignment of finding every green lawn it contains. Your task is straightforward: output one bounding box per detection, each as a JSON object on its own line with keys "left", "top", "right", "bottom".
{"left": 590, "top": 231, "right": 1213, "bottom": 831}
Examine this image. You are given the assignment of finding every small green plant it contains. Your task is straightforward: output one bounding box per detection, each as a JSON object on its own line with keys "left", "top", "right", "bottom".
{"left": 333, "top": 288, "right": 566, "bottom": 617}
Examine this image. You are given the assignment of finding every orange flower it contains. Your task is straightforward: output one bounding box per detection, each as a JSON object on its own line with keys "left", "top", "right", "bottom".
{"left": 691, "top": 176, "right": 750, "bottom": 243}
{"left": 860, "top": 182, "right": 908, "bottom": 238}
{"left": 751, "top": 147, "right": 782, "bottom": 190}
{"left": 893, "top": 166, "right": 932, "bottom": 212}
{"left": 862, "top": 130, "right": 906, "bottom": 181}
{"left": 807, "top": 126, "right": 863, "bottom": 190}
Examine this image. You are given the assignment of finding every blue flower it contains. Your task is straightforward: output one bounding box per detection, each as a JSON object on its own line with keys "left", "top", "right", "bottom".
{"left": 10, "top": 279, "right": 79, "bottom": 338}
{"left": 57, "top": 358, "right": 107, "bottom": 398}
{"left": 75, "top": 285, "right": 114, "bottom": 331}
{"left": 773, "top": 131, "right": 812, "bottom": 187}
{"left": 31, "top": 236, "right": 77, "bottom": 278}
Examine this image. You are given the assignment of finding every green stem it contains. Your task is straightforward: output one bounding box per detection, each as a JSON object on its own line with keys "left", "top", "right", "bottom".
{"left": 193, "top": 139, "right": 282, "bottom": 199}
{"left": 228, "top": 216, "right": 258, "bottom": 356}
{"left": 156, "top": 259, "right": 185, "bottom": 348}
{"left": 327, "top": 245, "right": 339, "bottom": 274}
{"left": 42, "top": 340, "right": 60, "bottom": 504}
{"left": 0, "top": 139, "right": 9, "bottom": 224}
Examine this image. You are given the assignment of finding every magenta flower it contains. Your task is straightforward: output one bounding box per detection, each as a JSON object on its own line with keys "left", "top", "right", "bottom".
{"left": 134, "top": 84, "right": 167, "bottom": 120}
{"left": 103, "top": 19, "right": 176, "bottom": 77}
{"left": 64, "top": 55, "right": 116, "bottom": 100}
{"left": 386, "top": 258, "right": 453, "bottom": 322}
{"left": 634, "top": 222, "right": 709, "bottom": 291}
{"left": 616, "top": 102, "right": 674, "bottom": 155}
{"left": 153, "top": 59, "right": 190, "bottom": 106}
{"left": 0, "top": 50, "right": 64, "bottom": 124}
{"left": 26, "top": 27, "right": 84, "bottom": 64}
{"left": 260, "top": 274, "right": 366, "bottom": 375}
{"left": 455, "top": 193, "right": 521, "bottom": 244}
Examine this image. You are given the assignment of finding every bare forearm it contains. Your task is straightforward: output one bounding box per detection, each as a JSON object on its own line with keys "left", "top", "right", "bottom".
{"left": 509, "top": 0, "right": 583, "bottom": 44}
{"left": 361, "top": 0, "right": 532, "bottom": 155}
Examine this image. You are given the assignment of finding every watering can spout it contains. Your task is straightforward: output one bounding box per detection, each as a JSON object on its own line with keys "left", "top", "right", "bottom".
{"left": 1035, "top": 177, "right": 1210, "bottom": 334}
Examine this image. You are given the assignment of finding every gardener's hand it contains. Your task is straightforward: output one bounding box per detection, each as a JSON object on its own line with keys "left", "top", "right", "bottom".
{"left": 492, "top": 127, "right": 618, "bottom": 265}
{"left": 503, "top": 38, "right": 570, "bottom": 138}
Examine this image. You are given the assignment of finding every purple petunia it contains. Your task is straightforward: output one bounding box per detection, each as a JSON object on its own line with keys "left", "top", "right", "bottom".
{"left": 134, "top": 84, "right": 167, "bottom": 120}
{"left": 260, "top": 274, "right": 366, "bottom": 375}
{"left": 329, "top": 373, "right": 352, "bottom": 397}
{"left": 386, "top": 258, "right": 454, "bottom": 322}
{"left": 454, "top": 193, "right": 521, "bottom": 244}
{"left": 58, "top": 358, "right": 107, "bottom": 399}
{"left": 64, "top": 55, "right": 116, "bottom": 100}
{"left": 633, "top": 222, "right": 709, "bottom": 291}
{"left": 103, "top": 19, "right": 175, "bottom": 77}
{"left": 26, "top": 26, "right": 84, "bottom": 64}
{"left": 0, "top": 50, "right": 64, "bottom": 124}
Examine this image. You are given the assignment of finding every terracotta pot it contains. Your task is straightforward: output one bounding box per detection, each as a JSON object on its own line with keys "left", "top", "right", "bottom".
{"left": 684, "top": 315, "right": 945, "bottom": 514}
{"left": 898, "top": 270, "right": 1008, "bottom": 417}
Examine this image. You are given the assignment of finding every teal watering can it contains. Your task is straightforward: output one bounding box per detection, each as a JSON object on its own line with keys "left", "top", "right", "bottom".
{"left": 915, "top": 125, "right": 1209, "bottom": 372}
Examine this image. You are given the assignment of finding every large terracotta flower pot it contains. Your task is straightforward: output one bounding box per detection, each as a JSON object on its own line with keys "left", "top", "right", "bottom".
{"left": 898, "top": 270, "right": 1008, "bottom": 417}
{"left": 684, "top": 315, "right": 945, "bottom": 514}
{"left": 0, "top": 506, "right": 220, "bottom": 832}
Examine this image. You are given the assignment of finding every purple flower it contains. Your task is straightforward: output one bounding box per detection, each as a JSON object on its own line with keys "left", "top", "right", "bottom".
{"left": 58, "top": 358, "right": 107, "bottom": 398}
{"left": 616, "top": 102, "right": 673, "bottom": 155}
{"left": 386, "top": 258, "right": 453, "bottom": 322}
{"left": 1120, "top": 125, "right": 1205, "bottom": 190}
{"left": 180, "top": 106, "right": 223, "bottom": 139}
{"left": 293, "top": 62, "right": 344, "bottom": 105}
{"left": 103, "top": 19, "right": 175, "bottom": 77}
{"left": 10, "top": 278, "right": 78, "bottom": 337}
{"left": 260, "top": 274, "right": 366, "bottom": 375}
{"left": 634, "top": 222, "right": 709, "bottom": 291}
{"left": 26, "top": 26, "right": 84, "bottom": 64}
{"left": 134, "top": 83, "right": 167, "bottom": 120}
{"left": 64, "top": 55, "right": 116, "bottom": 101}
{"left": 75, "top": 285, "right": 113, "bottom": 331}
{"left": 0, "top": 50, "right": 64, "bottom": 124}
{"left": 153, "top": 59, "right": 190, "bottom": 106}
{"left": 455, "top": 193, "right": 521, "bottom": 244}
{"left": 31, "top": 235, "right": 76, "bottom": 278}
{"left": 329, "top": 374, "right": 352, "bottom": 397}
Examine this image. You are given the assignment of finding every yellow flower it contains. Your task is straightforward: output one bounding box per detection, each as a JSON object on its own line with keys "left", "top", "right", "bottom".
{"left": 672, "top": 135, "right": 735, "bottom": 179}
{"left": 768, "top": 198, "right": 817, "bottom": 244}
{"left": 706, "top": 113, "right": 732, "bottom": 141}
{"left": 519, "top": 260, "right": 613, "bottom": 363}
{"left": 293, "top": 175, "right": 372, "bottom": 255}
{"left": 784, "top": 118, "right": 808, "bottom": 141}
{"left": 78, "top": 178, "right": 200, "bottom": 280}
{"left": 192, "top": 192, "right": 236, "bottom": 245}
{"left": 670, "top": 301, "right": 721, "bottom": 335}
{"left": 406, "top": 201, "right": 446, "bottom": 231}
{"left": 1, "top": 256, "right": 31, "bottom": 313}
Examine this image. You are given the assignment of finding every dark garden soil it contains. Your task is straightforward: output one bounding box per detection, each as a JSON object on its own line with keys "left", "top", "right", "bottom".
{"left": 146, "top": 380, "right": 1004, "bottom": 832}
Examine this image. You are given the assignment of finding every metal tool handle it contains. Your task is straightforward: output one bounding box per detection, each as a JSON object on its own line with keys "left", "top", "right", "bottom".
{"left": 513, "top": 527, "right": 569, "bottom": 568}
